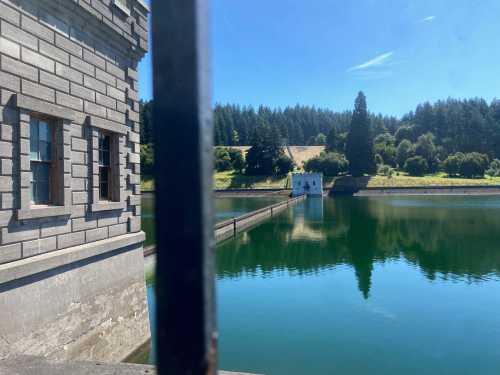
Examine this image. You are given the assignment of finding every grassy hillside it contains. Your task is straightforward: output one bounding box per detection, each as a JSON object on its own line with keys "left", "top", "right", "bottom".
{"left": 142, "top": 172, "right": 500, "bottom": 192}
{"left": 222, "top": 145, "right": 325, "bottom": 169}
{"left": 357, "top": 173, "right": 500, "bottom": 188}
{"left": 214, "top": 171, "right": 291, "bottom": 190}
{"left": 286, "top": 146, "right": 324, "bottom": 167}
{"left": 142, "top": 172, "right": 291, "bottom": 191}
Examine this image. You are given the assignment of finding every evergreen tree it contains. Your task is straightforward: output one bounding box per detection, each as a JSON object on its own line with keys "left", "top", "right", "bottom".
{"left": 326, "top": 126, "right": 338, "bottom": 152}
{"left": 139, "top": 100, "right": 153, "bottom": 144}
{"left": 246, "top": 121, "right": 285, "bottom": 175}
{"left": 345, "top": 92, "right": 376, "bottom": 177}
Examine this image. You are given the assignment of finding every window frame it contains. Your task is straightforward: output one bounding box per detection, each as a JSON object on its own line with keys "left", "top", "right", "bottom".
{"left": 29, "top": 116, "right": 57, "bottom": 206}
{"left": 98, "top": 131, "right": 112, "bottom": 201}
{"left": 90, "top": 127, "right": 125, "bottom": 212}
{"left": 15, "top": 95, "right": 73, "bottom": 220}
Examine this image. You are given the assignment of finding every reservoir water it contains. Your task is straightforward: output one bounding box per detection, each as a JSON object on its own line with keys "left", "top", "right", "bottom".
{"left": 141, "top": 195, "right": 285, "bottom": 246}
{"left": 141, "top": 195, "right": 500, "bottom": 374}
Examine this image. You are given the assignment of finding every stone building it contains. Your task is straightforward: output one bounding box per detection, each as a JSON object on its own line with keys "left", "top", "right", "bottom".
{"left": 292, "top": 172, "right": 323, "bottom": 197}
{"left": 0, "top": 0, "right": 149, "bottom": 362}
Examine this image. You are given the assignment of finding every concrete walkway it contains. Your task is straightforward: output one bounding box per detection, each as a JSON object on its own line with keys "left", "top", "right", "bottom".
{"left": 0, "top": 356, "right": 262, "bottom": 375}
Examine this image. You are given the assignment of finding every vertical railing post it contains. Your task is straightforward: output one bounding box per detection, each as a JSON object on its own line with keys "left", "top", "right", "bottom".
{"left": 152, "top": 1, "right": 216, "bottom": 374}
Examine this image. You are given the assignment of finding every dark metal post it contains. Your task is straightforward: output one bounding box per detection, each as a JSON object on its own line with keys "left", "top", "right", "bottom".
{"left": 151, "top": 1, "right": 216, "bottom": 374}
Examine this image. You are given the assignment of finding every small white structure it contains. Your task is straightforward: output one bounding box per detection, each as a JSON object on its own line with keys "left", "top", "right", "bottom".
{"left": 292, "top": 173, "right": 323, "bottom": 197}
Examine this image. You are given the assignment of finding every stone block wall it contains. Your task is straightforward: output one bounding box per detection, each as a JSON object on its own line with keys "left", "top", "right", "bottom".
{"left": 0, "top": 0, "right": 148, "bottom": 264}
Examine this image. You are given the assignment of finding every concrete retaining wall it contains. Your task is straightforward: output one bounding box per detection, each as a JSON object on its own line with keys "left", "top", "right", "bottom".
{"left": 0, "top": 356, "right": 263, "bottom": 375}
{"left": 214, "top": 195, "right": 305, "bottom": 243}
{"left": 351, "top": 185, "right": 500, "bottom": 196}
{"left": 143, "top": 195, "right": 306, "bottom": 278}
{"left": 0, "top": 0, "right": 150, "bottom": 364}
{"left": 0, "top": 233, "right": 149, "bottom": 363}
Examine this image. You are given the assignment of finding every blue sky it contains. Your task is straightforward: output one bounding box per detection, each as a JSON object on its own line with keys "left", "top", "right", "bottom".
{"left": 138, "top": 0, "right": 500, "bottom": 117}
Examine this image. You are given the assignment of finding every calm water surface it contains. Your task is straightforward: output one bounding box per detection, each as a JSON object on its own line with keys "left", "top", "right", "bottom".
{"left": 145, "top": 196, "right": 500, "bottom": 374}
{"left": 141, "top": 195, "right": 285, "bottom": 246}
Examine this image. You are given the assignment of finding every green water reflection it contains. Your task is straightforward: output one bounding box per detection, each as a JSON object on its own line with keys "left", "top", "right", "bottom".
{"left": 141, "top": 195, "right": 285, "bottom": 246}
{"left": 149, "top": 196, "right": 500, "bottom": 374}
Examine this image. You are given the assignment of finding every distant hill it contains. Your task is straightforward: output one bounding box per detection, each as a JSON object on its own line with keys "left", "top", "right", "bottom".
{"left": 220, "top": 146, "right": 325, "bottom": 168}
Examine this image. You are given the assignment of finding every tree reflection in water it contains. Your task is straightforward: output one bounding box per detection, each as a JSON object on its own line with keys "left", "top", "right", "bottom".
{"left": 216, "top": 195, "right": 500, "bottom": 298}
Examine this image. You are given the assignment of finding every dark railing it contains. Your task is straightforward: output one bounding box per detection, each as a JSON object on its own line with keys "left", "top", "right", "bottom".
{"left": 144, "top": 195, "right": 306, "bottom": 258}
{"left": 214, "top": 195, "right": 305, "bottom": 231}
{"left": 152, "top": 0, "right": 215, "bottom": 374}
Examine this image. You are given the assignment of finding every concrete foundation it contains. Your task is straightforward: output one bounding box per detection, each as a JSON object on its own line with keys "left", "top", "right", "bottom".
{"left": 0, "top": 233, "right": 149, "bottom": 362}
{"left": 0, "top": 356, "right": 263, "bottom": 375}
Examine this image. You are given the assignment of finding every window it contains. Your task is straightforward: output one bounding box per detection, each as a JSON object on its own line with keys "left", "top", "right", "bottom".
{"left": 30, "top": 118, "right": 53, "bottom": 205}
{"left": 16, "top": 95, "right": 73, "bottom": 220}
{"left": 98, "top": 132, "right": 111, "bottom": 200}
{"left": 90, "top": 125, "right": 125, "bottom": 212}
{"left": 112, "top": 0, "right": 131, "bottom": 16}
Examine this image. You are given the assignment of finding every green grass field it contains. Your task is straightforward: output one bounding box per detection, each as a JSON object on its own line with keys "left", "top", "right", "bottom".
{"left": 142, "top": 172, "right": 500, "bottom": 192}
{"left": 361, "top": 173, "right": 500, "bottom": 188}
{"left": 213, "top": 171, "right": 291, "bottom": 189}
{"left": 141, "top": 172, "right": 291, "bottom": 191}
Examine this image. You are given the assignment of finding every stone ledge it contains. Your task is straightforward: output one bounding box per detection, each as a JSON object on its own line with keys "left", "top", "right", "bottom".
{"left": 0, "top": 356, "right": 262, "bottom": 375}
{"left": 136, "top": 0, "right": 150, "bottom": 12}
{"left": 0, "top": 232, "right": 145, "bottom": 285}
{"left": 112, "top": 0, "right": 131, "bottom": 17}
{"left": 17, "top": 205, "right": 72, "bottom": 220}
{"left": 15, "top": 94, "right": 77, "bottom": 121}
{"left": 91, "top": 201, "right": 126, "bottom": 212}
{"left": 89, "top": 115, "right": 129, "bottom": 135}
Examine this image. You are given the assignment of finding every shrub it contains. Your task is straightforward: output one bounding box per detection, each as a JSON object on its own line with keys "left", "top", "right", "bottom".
{"left": 227, "top": 148, "right": 245, "bottom": 173}
{"left": 442, "top": 153, "right": 465, "bottom": 177}
{"left": 415, "top": 133, "right": 438, "bottom": 172}
{"left": 375, "top": 154, "right": 383, "bottom": 166}
{"left": 214, "top": 147, "right": 233, "bottom": 172}
{"left": 140, "top": 143, "right": 154, "bottom": 176}
{"left": 459, "top": 152, "right": 489, "bottom": 178}
{"left": 396, "top": 139, "right": 414, "bottom": 169}
{"left": 404, "top": 156, "right": 428, "bottom": 176}
{"left": 275, "top": 155, "right": 295, "bottom": 176}
{"left": 378, "top": 164, "right": 394, "bottom": 177}
{"left": 395, "top": 124, "right": 415, "bottom": 144}
{"left": 487, "top": 159, "right": 500, "bottom": 177}
{"left": 374, "top": 133, "right": 397, "bottom": 167}
{"left": 304, "top": 152, "right": 349, "bottom": 176}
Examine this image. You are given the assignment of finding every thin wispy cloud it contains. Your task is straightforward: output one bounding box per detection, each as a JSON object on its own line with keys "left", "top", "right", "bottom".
{"left": 347, "top": 51, "right": 394, "bottom": 72}
{"left": 419, "top": 16, "right": 435, "bottom": 23}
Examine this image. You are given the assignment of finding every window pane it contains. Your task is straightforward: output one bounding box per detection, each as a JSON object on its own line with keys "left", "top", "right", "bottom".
{"left": 30, "top": 119, "right": 39, "bottom": 161}
{"left": 100, "top": 183, "right": 109, "bottom": 200}
{"left": 102, "top": 151, "right": 110, "bottom": 166}
{"left": 101, "top": 135, "right": 110, "bottom": 151}
{"left": 39, "top": 140, "right": 52, "bottom": 161}
{"left": 99, "top": 166, "right": 109, "bottom": 200}
{"left": 39, "top": 121, "right": 50, "bottom": 141}
{"left": 31, "top": 162, "right": 50, "bottom": 204}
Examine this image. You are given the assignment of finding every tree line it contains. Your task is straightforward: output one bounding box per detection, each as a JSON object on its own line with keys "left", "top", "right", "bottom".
{"left": 140, "top": 94, "right": 500, "bottom": 178}
{"left": 138, "top": 100, "right": 398, "bottom": 147}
